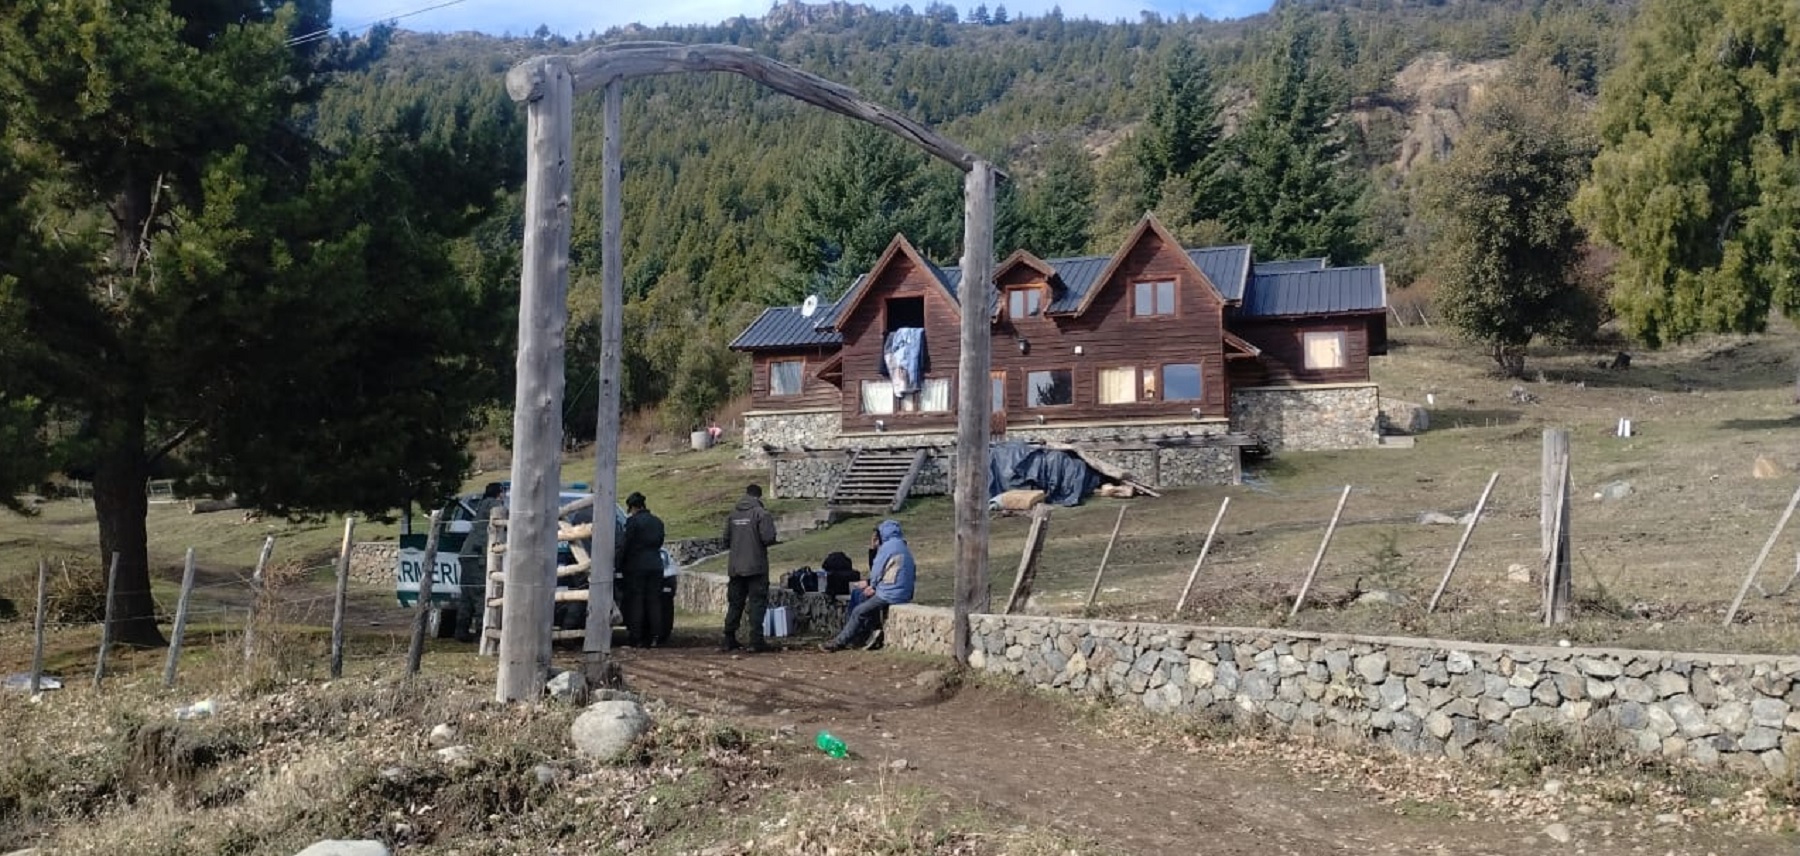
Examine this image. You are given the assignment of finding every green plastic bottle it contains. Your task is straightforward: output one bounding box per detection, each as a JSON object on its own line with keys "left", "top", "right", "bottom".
{"left": 815, "top": 730, "right": 849, "bottom": 758}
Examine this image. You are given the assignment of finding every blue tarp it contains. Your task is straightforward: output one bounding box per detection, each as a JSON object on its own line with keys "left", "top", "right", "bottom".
{"left": 987, "top": 441, "right": 1102, "bottom": 507}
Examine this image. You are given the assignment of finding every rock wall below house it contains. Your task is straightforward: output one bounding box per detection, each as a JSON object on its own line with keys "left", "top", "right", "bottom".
{"left": 1232, "top": 385, "right": 1380, "bottom": 451}
{"left": 742, "top": 409, "right": 841, "bottom": 463}
{"left": 763, "top": 425, "right": 1241, "bottom": 493}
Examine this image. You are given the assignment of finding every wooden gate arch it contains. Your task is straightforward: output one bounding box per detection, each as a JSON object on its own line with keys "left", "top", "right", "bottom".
{"left": 497, "top": 42, "right": 997, "bottom": 701}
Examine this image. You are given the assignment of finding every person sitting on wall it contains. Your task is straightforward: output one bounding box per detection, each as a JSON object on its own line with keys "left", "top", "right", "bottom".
{"left": 820, "top": 519, "right": 914, "bottom": 652}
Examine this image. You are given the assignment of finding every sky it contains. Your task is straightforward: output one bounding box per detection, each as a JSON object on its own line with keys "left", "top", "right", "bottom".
{"left": 327, "top": 0, "right": 1275, "bottom": 39}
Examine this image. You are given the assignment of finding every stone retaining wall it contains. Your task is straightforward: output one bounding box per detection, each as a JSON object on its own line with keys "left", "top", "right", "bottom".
{"left": 348, "top": 542, "right": 398, "bottom": 585}
{"left": 674, "top": 571, "right": 1800, "bottom": 773}
{"left": 964, "top": 615, "right": 1800, "bottom": 775}
{"left": 754, "top": 424, "right": 1243, "bottom": 490}
{"left": 1230, "top": 384, "right": 1380, "bottom": 451}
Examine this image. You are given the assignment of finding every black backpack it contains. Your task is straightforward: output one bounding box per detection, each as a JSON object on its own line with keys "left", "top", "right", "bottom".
{"left": 820, "top": 551, "right": 861, "bottom": 596}
{"left": 784, "top": 566, "right": 819, "bottom": 595}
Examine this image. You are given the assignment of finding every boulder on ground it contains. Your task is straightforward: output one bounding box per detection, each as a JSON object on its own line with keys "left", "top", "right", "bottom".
{"left": 547, "top": 669, "right": 588, "bottom": 703}
{"left": 293, "top": 842, "right": 390, "bottom": 856}
{"left": 570, "top": 699, "right": 652, "bottom": 761}
{"left": 996, "top": 489, "right": 1047, "bottom": 511}
{"left": 1753, "top": 456, "right": 1785, "bottom": 479}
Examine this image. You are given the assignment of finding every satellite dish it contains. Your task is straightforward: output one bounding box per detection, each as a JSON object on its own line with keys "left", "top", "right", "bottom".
{"left": 800, "top": 294, "right": 820, "bottom": 318}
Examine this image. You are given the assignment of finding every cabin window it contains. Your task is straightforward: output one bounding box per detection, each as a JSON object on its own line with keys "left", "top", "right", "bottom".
{"left": 919, "top": 378, "right": 951, "bottom": 412}
{"left": 1303, "top": 331, "right": 1347, "bottom": 369}
{"left": 1027, "top": 369, "right": 1073, "bottom": 408}
{"left": 1006, "top": 287, "right": 1043, "bottom": 319}
{"left": 1162, "top": 364, "right": 1203, "bottom": 401}
{"left": 861, "top": 381, "right": 896, "bottom": 415}
{"left": 991, "top": 372, "right": 1007, "bottom": 409}
{"left": 769, "top": 360, "right": 804, "bottom": 396}
{"left": 862, "top": 378, "right": 950, "bottom": 414}
{"left": 1098, "top": 366, "right": 1138, "bottom": 404}
{"left": 1133, "top": 280, "right": 1176, "bottom": 317}
{"left": 885, "top": 296, "right": 925, "bottom": 330}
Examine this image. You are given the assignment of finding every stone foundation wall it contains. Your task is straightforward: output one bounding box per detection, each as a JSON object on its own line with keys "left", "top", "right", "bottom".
{"left": 675, "top": 569, "right": 950, "bottom": 650}
{"left": 1231, "top": 385, "right": 1380, "bottom": 451}
{"left": 965, "top": 615, "right": 1800, "bottom": 774}
{"left": 760, "top": 422, "right": 1241, "bottom": 490}
{"left": 348, "top": 542, "right": 398, "bottom": 585}
{"left": 742, "top": 409, "right": 841, "bottom": 463}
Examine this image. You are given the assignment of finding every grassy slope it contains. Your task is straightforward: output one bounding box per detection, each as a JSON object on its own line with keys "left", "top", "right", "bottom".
{"left": 5, "top": 324, "right": 1800, "bottom": 652}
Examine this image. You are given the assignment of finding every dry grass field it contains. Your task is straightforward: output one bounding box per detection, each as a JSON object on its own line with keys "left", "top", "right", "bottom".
{"left": 759, "top": 323, "right": 1800, "bottom": 655}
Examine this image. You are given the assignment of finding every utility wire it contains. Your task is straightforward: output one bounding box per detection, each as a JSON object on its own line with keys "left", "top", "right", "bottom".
{"left": 286, "top": 0, "right": 472, "bottom": 47}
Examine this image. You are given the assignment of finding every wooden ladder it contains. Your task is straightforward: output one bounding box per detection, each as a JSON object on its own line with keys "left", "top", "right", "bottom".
{"left": 478, "top": 506, "right": 596, "bottom": 656}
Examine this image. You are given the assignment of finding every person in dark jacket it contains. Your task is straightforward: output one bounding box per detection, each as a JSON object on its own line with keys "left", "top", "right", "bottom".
{"left": 722, "top": 484, "right": 778, "bottom": 652}
{"left": 821, "top": 519, "right": 915, "bottom": 652}
{"left": 616, "top": 491, "right": 666, "bottom": 647}
{"left": 455, "top": 482, "right": 505, "bottom": 643}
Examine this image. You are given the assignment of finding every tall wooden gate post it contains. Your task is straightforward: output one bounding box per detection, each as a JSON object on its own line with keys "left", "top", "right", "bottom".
{"left": 953, "top": 162, "right": 996, "bottom": 665}
{"left": 499, "top": 58, "right": 574, "bottom": 703}
{"left": 583, "top": 78, "right": 625, "bottom": 682}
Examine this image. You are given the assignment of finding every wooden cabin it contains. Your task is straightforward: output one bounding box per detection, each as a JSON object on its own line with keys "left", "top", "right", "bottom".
{"left": 730, "top": 214, "right": 1390, "bottom": 495}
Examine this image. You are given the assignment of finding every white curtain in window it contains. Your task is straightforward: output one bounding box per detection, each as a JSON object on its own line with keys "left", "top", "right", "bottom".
{"left": 770, "top": 360, "right": 803, "bottom": 396}
{"left": 920, "top": 378, "right": 951, "bottom": 411}
{"left": 1098, "top": 367, "right": 1136, "bottom": 404}
{"left": 861, "top": 381, "right": 895, "bottom": 414}
{"left": 1304, "top": 332, "right": 1345, "bottom": 369}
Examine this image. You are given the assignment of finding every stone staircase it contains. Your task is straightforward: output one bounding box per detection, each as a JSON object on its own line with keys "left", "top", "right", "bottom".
{"left": 827, "top": 447, "right": 928, "bottom": 515}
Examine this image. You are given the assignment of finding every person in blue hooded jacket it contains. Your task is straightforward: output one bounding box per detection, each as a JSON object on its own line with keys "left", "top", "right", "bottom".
{"left": 821, "top": 519, "right": 914, "bottom": 652}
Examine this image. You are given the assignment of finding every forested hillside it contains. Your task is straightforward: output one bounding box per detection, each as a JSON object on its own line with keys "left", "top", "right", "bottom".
{"left": 311, "top": 0, "right": 1638, "bottom": 434}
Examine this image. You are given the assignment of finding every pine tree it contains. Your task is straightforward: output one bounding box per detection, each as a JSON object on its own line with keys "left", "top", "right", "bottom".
{"left": 0, "top": 0, "right": 509, "bottom": 644}
{"left": 1214, "top": 13, "right": 1368, "bottom": 262}
{"left": 1423, "top": 62, "right": 1598, "bottom": 378}
{"left": 1573, "top": 0, "right": 1800, "bottom": 346}
{"left": 1016, "top": 139, "right": 1097, "bottom": 257}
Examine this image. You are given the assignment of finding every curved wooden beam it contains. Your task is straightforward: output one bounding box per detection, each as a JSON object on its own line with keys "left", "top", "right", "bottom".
{"left": 506, "top": 42, "right": 995, "bottom": 174}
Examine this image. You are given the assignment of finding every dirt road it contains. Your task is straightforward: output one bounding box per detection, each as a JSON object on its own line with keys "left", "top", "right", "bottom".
{"left": 618, "top": 639, "right": 1791, "bottom": 856}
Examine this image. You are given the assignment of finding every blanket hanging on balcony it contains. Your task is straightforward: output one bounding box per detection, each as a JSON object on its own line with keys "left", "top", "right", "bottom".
{"left": 882, "top": 327, "right": 925, "bottom": 395}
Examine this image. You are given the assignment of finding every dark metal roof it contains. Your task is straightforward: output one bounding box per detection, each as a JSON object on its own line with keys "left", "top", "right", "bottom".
{"left": 1186, "top": 246, "right": 1253, "bottom": 301}
{"left": 1254, "top": 257, "right": 1328, "bottom": 275}
{"left": 728, "top": 305, "right": 844, "bottom": 350}
{"left": 735, "top": 245, "right": 1381, "bottom": 349}
{"left": 1241, "top": 265, "right": 1388, "bottom": 317}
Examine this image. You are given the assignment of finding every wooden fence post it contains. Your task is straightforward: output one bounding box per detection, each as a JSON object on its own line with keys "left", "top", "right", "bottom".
{"left": 1174, "top": 497, "right": 1231, "bottom": 619}
{"left": 242, "top": 535, "right": 277, "bottom": 663}
{"left": 1725, "top": 483, "right": 1800, "bottom": 626}
{"left": 1084, "top": 505, "right": 1128, "bottom": 612}
{"left": 1541, "top": 430, "right": 1572, "bottom": 625}
{"left": 163, "top": 547, "right": 198, "bottom": 688}
{"left": 93, "top": 552, "right": 120, "bottom": 689}
{"left": 1290, "top": 486, "right": 1352, "bottom": 618}
{"left": 1003, "top": 505, "right": 1052, "bottom": 614}
{"left": 1426, "top": 472, "right": 1499, "bottom": 614}
{"left": 407, "top": 511, "right": 445, "bottom": 677}
{"left": 29, "top": 558, "right": 49, "bottom": 695}
{"left": 330, "top": 517, "right": 357, "bottom": 680}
